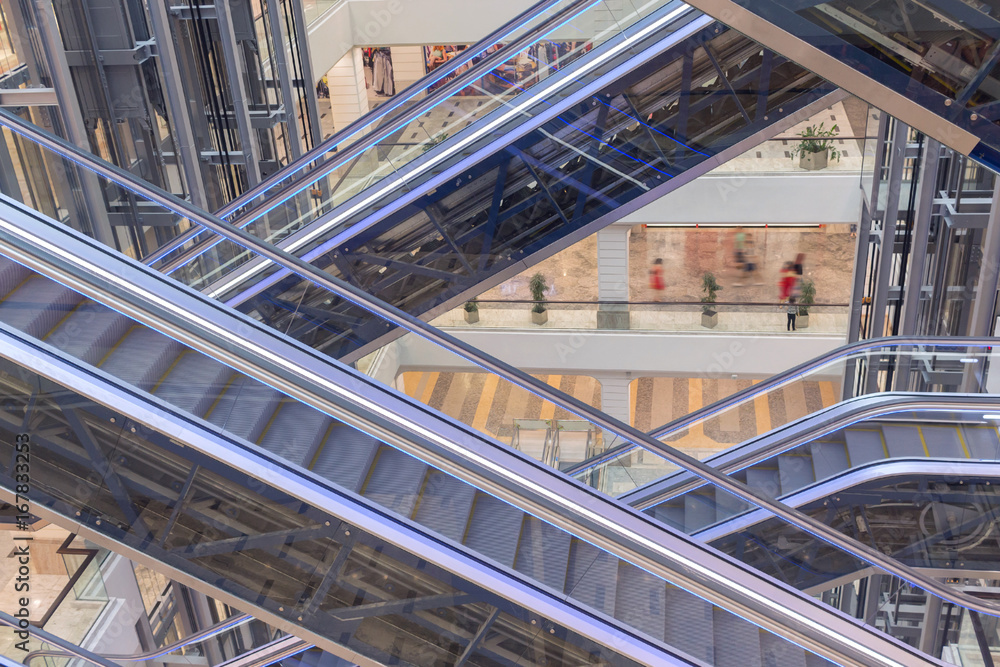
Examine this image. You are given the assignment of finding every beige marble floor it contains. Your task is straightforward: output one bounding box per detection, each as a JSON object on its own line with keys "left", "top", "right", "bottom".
{"left": 0, "top": 525, "right": 107, "bottom": 660}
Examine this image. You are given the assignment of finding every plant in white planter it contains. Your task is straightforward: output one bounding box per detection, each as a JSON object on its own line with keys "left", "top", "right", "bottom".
{"left": 797, "top": 278, "right": 815, "bottom": 329}
{"left": 463, "top": 298, "right": 479, "bottom": 324}
{"left": 530, "top": 273, "right": 548, "bottom": 325}
{"left": 701, "top": 271, "right": 721, "bottom": 329}
{"left": 790, "top": 122, "right": 841, "bottom": 171}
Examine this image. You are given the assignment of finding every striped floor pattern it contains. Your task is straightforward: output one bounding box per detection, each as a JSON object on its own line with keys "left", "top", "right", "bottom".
{"left": 401, "top": 372, "right": 601, "bottom": 444}
{"left": 631, "top": 377, "right": 841, "bottom": 456}
{"left": 399, "top": 372, "right": 841, "bottom": 456}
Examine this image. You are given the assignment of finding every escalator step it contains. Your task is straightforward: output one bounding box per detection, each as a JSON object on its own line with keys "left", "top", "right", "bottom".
{"left": 0, "top": 256, "right": 30, "bottom": 298}
{"left": 362, "top": 446, "right": 428, "bottom": 518}
{"left": 920, "top": 425, "right": 965, "bottom": 458}
{"left": 809, "top": 441, "right": 849, "bottom": 481}
{"left": 564, "top": 538, "right": 618, "bottom": 616}
{"left": 713, "top": 608, "right": 762, "bottom": 667}
{"left": 614, "top": 562, "right": 665, "bottom": 641}
{"left": 649, "top": 502, "right": 685, "bottom": 531}
{"left": 777, "top": 454, "right": 816, "bottom": 496}
{"left": 745, "top": 468, "right": 781, "bottom": 497}
{"left": 206, "top": 378, "right": 282, "bottom": 443}
{"left": 880, "top": 425, "right": 926, "bottom": 458}
{"left": 515, "top": 516, "right": 571, "bottom": 593}
{"left": 45, "top": 301, "right": 131, "bottom": 365}
{"left": 714, "top": 485, "right": 748, "bottom": 523}
{"left": 258, "top": 401, "right": 331, "bottom": 466}
{"left": 760, "top": 630, "right": 808, "bottom": 667}
{"left": 0, "top": 276, "right": 80, "bottom": 337}
{"left": 412, "top": 470, "right": 476, "bottom": 543}
{"left": 805, "top": 653, "right": 836, "bottom": 667}
{"left": 465, "top": 493, "right": 524, "bottom": 567}
{"left": 153, "top": 351, "right": 234, "bottom": 417}
{"left": 664, "top": 585, "right": 714, "bottom": 665}
{"left": 843, "top": 429, "right": 885, "bottom": 467}
{"left": 962, "top": 426, "right": 1000, "bottom": 459}
{"left": 684, "top": 492, "right": 717, "bottom": 532}
{"left": 310, "top": 423, "right": 380, "bottom": 492}
{"left": 100, "top": 327, "right": 182, "bottom": 390}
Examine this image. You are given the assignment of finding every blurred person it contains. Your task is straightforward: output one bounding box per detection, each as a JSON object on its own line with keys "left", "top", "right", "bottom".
{"left": 793, "top": 252, "right": 805, "bottom": 276}
{"left": 649, "top": 258, "right": 665, "bottom": 302}
{"left": 778, "top": 261, "right": 796, "bottom": 301}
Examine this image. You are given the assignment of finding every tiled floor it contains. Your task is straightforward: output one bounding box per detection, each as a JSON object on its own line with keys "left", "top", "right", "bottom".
{"left": 400, "top": 371, "right": 602, "bottom": 444}
{"left": 397, "top": 371, "right": 841, "bottom": 462}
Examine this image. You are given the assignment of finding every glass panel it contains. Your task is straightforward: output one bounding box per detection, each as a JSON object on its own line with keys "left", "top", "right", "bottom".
{"left": 0, "top": 345, "right": 755, "bottom": 667}
{"left": 155, "top": 1, "right": 833, "bottom": 341}
{"left": 573, "top": 343, "right": 999, "bottom": 497}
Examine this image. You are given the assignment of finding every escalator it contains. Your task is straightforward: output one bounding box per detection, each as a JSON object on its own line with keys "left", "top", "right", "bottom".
{"left": 674, "top": 0, "right": 1000, "bottom": 170}
{"left": 0, "top": 48, "right": 995, "bottom": 666}
{"left": 0, "top": 195, "right": 928, "bottom": 667}
{"left": 134, "top": 0, "right": 839, "bottom": 361}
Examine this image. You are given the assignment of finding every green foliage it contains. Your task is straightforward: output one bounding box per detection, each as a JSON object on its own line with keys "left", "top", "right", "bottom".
{"left": 421, "top": 132, "right": 449, "bottom": 153}
{"left": 701, "top": 271, "right": 721, "bottom": 314}
{"left": 464, "top": 297, "right": 478, "bottom": 313}
{"left": 798, "top": 278, "right": 815, "bottom": 316}
{"left": 529, "top": 273, "right": 547, "bottom": 313}
{"left": 789, "top": 123, "right": 841, "bottom": 162}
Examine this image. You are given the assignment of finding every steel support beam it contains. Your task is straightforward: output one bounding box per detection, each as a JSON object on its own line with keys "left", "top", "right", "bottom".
{"left": 213, "top": 0, "right": 262, "bottom": 186}
{"left": 147, "top": 0, "right": 209, "bottom": 209}
{"left": 968, "top": 180, "right": 1000, "bottom": 336}
{"left": 264, "top": 0, "right": 301, "bottom": 162}
{"left": 29, "top": 0, "right": 115, "bottom": 249}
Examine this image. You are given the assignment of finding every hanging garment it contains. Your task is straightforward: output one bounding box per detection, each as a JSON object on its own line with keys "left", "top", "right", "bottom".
{"left": 373, "top": 49, "right": 395, "bottom": 96}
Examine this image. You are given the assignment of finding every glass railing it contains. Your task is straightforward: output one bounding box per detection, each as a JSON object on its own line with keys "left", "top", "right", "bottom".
{"left": 150, "top": 0, "right": 697, "bottom": 284}
{"left": 572, "top": 341, "right": 999, "bottom": 496}
{"left": 2, "top": 96, "right": 994, "bottom": 666}
{"left": 160, "top": 21, "right": 834, "bottom": 362}
{"left": 430, "top": 299, "right": 851, "bottom": 334}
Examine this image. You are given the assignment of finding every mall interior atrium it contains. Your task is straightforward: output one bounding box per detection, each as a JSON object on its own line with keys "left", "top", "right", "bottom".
{"left": 3, "top": 0, "right": 1000, "bottom": 666}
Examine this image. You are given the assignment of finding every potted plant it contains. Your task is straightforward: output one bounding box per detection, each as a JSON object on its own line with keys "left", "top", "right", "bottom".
{"left": 463, "top": 298, "right": 479, "bottom": 324}
{"left": 701, "top": 271, "right": 721, "bottom": 328}
{"left": 790, "top": 122, "right": 841, "bottom": 171}
{"left": 529, "top": 272, "right": 548, "bottom": 325}
{"left": 797, "top": 278, "right": 815, "bottom": 329}
{"left": 421, "top": 132, "right": 449, "bottom": 153}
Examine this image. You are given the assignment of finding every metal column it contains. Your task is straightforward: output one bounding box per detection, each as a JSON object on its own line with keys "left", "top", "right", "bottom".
{"left": 147, "top": 0, "right": 209, "bottom": 209}
{"left": 214, "top": 0, "right": 262, "bottom": 186}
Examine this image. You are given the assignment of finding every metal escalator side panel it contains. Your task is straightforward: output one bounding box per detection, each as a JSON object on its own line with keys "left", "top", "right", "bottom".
{"left": 678, "top": 0, "right": 990, "bottom": 164}
{"left": 0, "top": 161, "right": 949, "bottom": 667}
{"left": 0, "top": 331, "right": 674, "bottom": 667}
{"left": 209, "top": 14, "right": 839, "bottom": 361}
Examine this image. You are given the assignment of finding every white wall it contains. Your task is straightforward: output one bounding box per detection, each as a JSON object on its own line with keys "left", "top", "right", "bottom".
{"left": 307, "top": 0, "right": 595, "bottom": 84}
{"left": 327, "top": 49, "right": 369, "bottom": 133}
{"left": 82, "top": 554, "right": 147, "bottom": 657}
{"left": 621, "top": 172, "right": 863, "bottom": 226}
{"left": 384, "top": 329, "right": 846, "bottom": 379}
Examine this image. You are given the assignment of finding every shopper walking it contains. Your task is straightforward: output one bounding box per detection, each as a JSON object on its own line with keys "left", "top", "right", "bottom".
{"left": 786, "top": 297, "right": 797, "bottom": 331}
{"left": 649, "top": 257, "right": 665, "bottom": 302}
{"left": 778, "top": 262, "right": 795, "bottom": 301}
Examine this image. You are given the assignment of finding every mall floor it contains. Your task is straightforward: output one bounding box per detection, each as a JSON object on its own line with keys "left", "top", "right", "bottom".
{"left": 401, "top": 371, "right": 841, "bottom": 462}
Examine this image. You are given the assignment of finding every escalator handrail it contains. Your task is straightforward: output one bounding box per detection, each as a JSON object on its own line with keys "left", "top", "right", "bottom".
{"left": 140, "top": 0, "right": 609, "bottom": 269}
{"left": 620, "top": 391, "right": 1000, "bottom": 510}
{"left": 22, "top": 613, "right": 252, "bottom": 664}
{"left": 0, "top": 610, "right": 118, "bottom": 667}
{"left": 0, "top": 191, "right": 937, "bottom": 667}
{"left": 695, "top": 456, "right": 1000, "bottom": 543}
{"left": 564, "top": 334, "right": 1000, "bottom": 476}
{"left": 6, "top": 105, "right": 1000, "bottom": 637}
